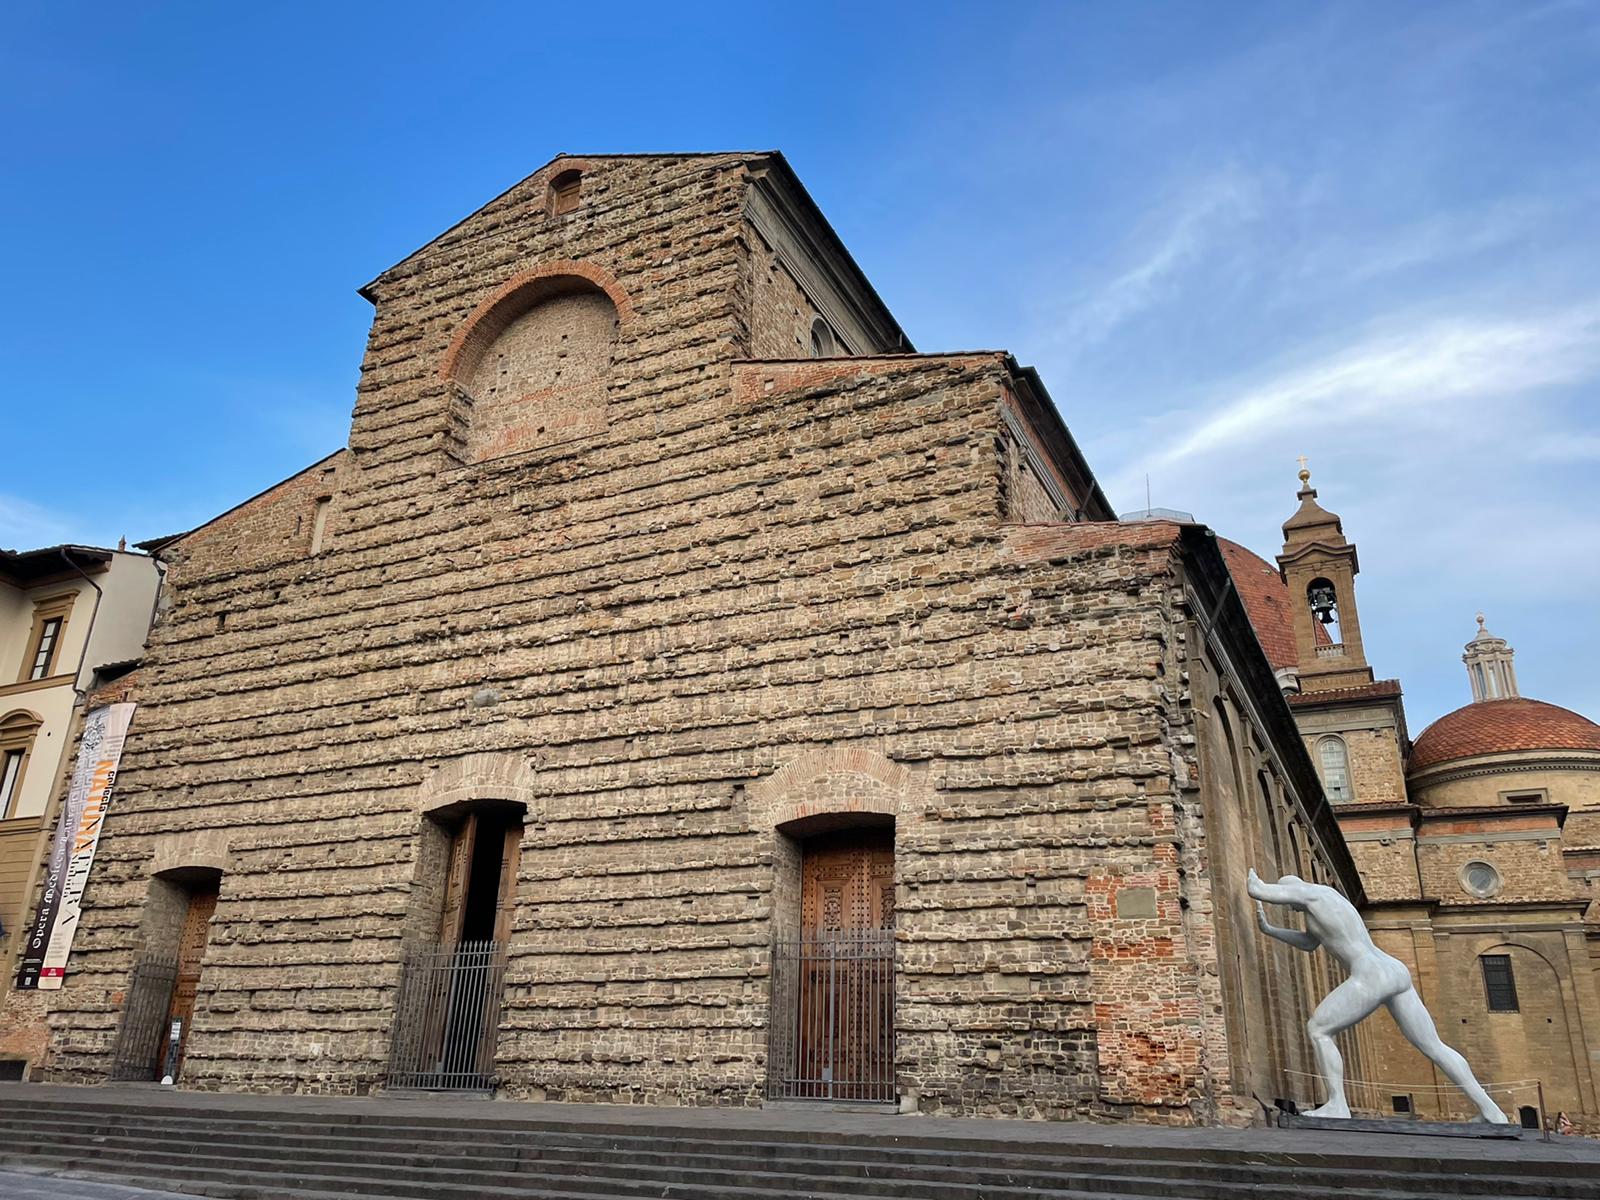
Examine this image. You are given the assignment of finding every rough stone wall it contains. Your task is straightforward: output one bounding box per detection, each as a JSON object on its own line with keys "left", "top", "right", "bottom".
{"left": 742, "top": 231, "right": 828, "bottom": 359}
{"left": 1336, "top": 807, "right": 1422, "bottom": 902}
{"left": 1186, "top": 621, "right": 1347, "bottom": 1118}
{"left": 37, "top": 154, "right": 1347, "bottom": 1122}
{"left": 998, "top": 431, "right": 1065, "bottom": 524}
{"left": 1415, "top": 810, "right": 1570, "bottom": 905}
{"left": 1341, "top": 726, "right": 1406, "bottom": 804}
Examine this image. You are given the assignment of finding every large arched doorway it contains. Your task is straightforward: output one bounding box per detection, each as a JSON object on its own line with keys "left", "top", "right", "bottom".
{"left": 767, "top": 817, "right": 895, "bottom": 1102}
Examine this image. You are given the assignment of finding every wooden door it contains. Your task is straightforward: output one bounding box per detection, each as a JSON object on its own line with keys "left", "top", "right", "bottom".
{"left": 801, "top": 830, "right": 894, "bottom": 934}
{"left": 163, "top": 885, "right": 218, "bottom": 1078}
{"left": 796, "top": 829, "right": 894, "bottom": 1099}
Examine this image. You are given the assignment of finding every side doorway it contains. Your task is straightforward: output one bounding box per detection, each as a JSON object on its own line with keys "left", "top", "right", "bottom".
{"left": 768, "top": 824, "right": 895, "bottom": 1103}
{"left": 387, "top": 804, "right": 522, "bottom": 1092}
{"left": 111, "top": 868, "right": 221, "bottom": 1082}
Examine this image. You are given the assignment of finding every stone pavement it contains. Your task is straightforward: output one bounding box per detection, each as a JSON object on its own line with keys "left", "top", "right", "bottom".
{"left": 0, "top": 1167, "right": 193, "bottom": 1200}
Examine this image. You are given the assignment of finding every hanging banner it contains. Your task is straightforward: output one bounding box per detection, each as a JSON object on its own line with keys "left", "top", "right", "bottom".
{"left": 15, "top": 702, "right": 136, "bottom": 990}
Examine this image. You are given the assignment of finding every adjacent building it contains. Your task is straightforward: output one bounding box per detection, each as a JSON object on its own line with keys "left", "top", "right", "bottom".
{"left": 24, "top": 152, "right": 1359, "bottom": 1124}
{"left": 1226, "top": 472, "right": 1600, "bottom": 1131}
{"left": 0, "top": 544, "right": 159, "bottom": 1075}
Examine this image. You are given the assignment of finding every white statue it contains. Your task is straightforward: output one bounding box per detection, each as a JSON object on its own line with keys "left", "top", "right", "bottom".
{"left": 1247, "top": 868, "right": 1507, "bottom": 1123}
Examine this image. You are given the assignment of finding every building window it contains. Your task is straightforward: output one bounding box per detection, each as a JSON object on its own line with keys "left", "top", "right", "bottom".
{"left": 18, "top": 595, "right": 74, "bottom": 684}
{"left": 809, "top": 317, "right": 839, "bottom": 358}
{"left": 0, "top": 711, "right": 41, "bottom": 820}
{"left": 310, "top": 497, "right": 332, "bottom": 555}
{"left": 28, "top": 618, "right": 62, "bottom": 680}
{"left": 549, "top": 169, "right": 582, "bottom": 216}
{"left": 1481, "top": 954, "right": 1518, "bottom": 1012}
{"left": 1461, "top": 860, "right": 1502, "bottom": 899}
{"left": 1502, "top": 789, "right": 1546, "bottom": 805}
{"left": 1316, "top": 736, "right": 1353, "bottom": 802}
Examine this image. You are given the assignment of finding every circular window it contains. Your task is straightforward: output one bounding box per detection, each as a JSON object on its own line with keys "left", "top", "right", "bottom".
{"left": 1460, "top": 860, "right": 1502, "bottom": 899}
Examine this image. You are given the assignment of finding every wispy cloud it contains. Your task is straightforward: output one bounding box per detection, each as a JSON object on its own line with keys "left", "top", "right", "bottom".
{"left": 1053, "top": 170, "right": 1263, "bottom": 350}
{"left": 1121, "top": 301, "right": 1600, "bottom": 488}
{"left": 0, "top": 494, "right": 72, "bottom": 549}
{"left": 1301, "top": 198, "right": 1560, "bottom": 287}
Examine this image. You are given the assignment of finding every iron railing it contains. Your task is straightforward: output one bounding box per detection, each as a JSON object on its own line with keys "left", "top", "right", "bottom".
{"left": 109, "top": 955, "right": 179, "bottom": 1081}
{"left": 767, "top": 928, "right": 895, "bottom": 1103}
{"left": 386, "top": 940, "right": 508, "bottom": 1091}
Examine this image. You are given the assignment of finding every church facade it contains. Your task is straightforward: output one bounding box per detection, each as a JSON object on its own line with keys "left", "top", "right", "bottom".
{"left": 24, "top": 153, "right": 1357, "bottom": 1124}
{"left": 1229, "top": 472, "right": 1600, "bottom": 1131}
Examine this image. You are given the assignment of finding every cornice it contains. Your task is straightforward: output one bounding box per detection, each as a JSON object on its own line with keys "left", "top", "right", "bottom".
{"left": 1409, "top": 753, "right": 1600, "bottom": 788}
{"left": 0, "top": 673, "right": 76, "bottom": 702}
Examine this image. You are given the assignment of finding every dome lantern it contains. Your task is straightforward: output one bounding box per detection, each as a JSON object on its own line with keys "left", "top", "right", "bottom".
{"left": 1462, "top": 614, "right": 1519, "bottom": 703}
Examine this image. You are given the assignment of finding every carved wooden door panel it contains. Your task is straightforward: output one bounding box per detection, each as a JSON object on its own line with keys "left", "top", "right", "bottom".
{"left": 796, "top": 829, "right": 894, "bottom": 1099}
{"left": 163, "top": 885, "right": 218, "bottom": 1078}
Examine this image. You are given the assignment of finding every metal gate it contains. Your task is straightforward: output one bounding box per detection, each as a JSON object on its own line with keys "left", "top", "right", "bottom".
{"left": 386, "top": 940, "right": 508, "bottom": 1091}
{"left": 109, "top": 955, "right": 179, "bottom": 1081}
{"left": 766, "top": 928, "right": 895, "bottom": 1102}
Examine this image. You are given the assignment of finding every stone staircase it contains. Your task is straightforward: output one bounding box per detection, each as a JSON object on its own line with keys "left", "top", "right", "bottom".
{"left": 0, "top": 1088, "right": 1595, "bottom": 1200}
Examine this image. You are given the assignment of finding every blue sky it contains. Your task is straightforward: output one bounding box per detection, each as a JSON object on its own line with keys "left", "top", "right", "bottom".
{"left": 3, "top": 2, "right": 1596, "bottom": 731}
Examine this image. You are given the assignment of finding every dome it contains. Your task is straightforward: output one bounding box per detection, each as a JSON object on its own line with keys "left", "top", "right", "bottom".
{"left": 1409, "top": 698, "right": 1600, "bottom": 771}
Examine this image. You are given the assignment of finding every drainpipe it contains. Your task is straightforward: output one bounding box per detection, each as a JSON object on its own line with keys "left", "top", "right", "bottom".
{"left": 57, "top": 548, "right": 104, "bottom": 702}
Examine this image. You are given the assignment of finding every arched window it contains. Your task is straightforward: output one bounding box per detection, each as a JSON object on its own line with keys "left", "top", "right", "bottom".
{"left": 0, "top": 710, "right": 42, "bottom": 819}
{"left": 452, "top": 276, "right": 620, "bottom": 462}
{"left": 1306, "top": 577, "right": 1342, "bottom": 644}
{"left": 809, "top": 317, "right": 839, "bottom": 358}
{"left": 1315, "top": 736, "right": 1352, "bottom": 802}
{"left": 548, "top": 169, "right": 583, "bottom": 216}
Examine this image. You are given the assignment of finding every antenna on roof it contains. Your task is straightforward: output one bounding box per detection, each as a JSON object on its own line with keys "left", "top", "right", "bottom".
{"left": 1146, "top": 474, "right": 1152, "bottom": 514}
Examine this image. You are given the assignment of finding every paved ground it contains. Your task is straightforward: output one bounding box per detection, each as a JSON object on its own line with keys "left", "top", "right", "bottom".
{"left": 0, "top": 1168, "right": 193, "bottom": 1200}
{"left": 2, "top": 1081, "right": 1597, "bottom": 1167}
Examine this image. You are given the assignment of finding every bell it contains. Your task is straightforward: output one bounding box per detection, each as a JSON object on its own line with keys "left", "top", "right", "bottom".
{"left": 1308, "top": 582, "right": 1338, "bottom": 625}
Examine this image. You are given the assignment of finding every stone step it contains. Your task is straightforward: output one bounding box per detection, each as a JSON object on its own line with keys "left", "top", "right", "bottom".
{"left": 0, "top": 1131, "right": 1455, "bottom": 1200}
{"left": 0, "top": 1119, "right": 1585, "bottom": 1200}
{"left": 0, "top": 1098, "right": 1575, "bottom": 1184}
{"left": 6, "top": 1148, "right": 1361, "bottom": 1200}
{"left": 0, "top": 1090, "right": 1590, "bottom": 1200}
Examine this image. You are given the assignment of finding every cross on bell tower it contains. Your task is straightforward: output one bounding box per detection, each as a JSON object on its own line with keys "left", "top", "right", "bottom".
{"left": 1276, "top": 462, "right": 1375, "bottom": 692}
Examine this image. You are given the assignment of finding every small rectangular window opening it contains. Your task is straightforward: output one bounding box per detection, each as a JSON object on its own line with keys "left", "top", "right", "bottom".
{"left": 310, "top": 497, "right": 332, "bottom": 555}
{"left": 29, "top": 616, "right": 63, "bottom": 680}
{"left": 1482, "top": 954, "right": 1519, "bottom": 1012}
{"left": 0, "top": 749, "right": 25, "bottom": 818}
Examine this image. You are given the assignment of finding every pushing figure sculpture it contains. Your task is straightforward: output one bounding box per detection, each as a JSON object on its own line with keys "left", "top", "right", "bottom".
{"left": 1247, "top": 868, "right": 1507, "bottom": 1122}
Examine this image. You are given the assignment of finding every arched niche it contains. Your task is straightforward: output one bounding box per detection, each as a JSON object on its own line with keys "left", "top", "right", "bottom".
{"left": 441, "top": 261, "right": 631, "bottom": 464}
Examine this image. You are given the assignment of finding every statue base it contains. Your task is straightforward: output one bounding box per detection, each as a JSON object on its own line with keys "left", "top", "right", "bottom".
{"left": 1278, "top": 1113, "right": 1523, "bottom": 1139}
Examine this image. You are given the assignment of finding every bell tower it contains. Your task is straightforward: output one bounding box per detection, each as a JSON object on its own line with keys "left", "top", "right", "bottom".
{"left": 1276, "top": 464, "right": 1374, "bottom": 693}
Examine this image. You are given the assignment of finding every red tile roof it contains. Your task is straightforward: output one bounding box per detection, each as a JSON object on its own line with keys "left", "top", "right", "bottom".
{"left": 1216, "top": 539, "right": 1301, "bottom": 670}
{"left": 1410, "top": 698, "right": 1600, "bottom": 770}
{"left": 1288, "top": 680, "right": 1402, "bottom": 707}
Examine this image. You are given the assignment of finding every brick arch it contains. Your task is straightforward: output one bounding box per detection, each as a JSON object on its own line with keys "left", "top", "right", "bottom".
{"left": 1469, "top": 937, "right": 1564, "bottom": 977}
{"left": 148, "top": 830, "right": 231, "bottom": 878}
{"left": 416, "top": 751, "right": 539, "bottom": 816}
{"left": 439, "top": 259, "right": 636, "bottom": 384}
{"left": 750, "top": 746, "right": 915, "bottom": 831}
